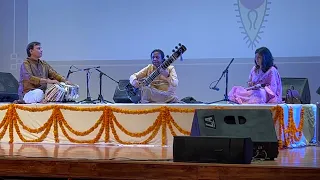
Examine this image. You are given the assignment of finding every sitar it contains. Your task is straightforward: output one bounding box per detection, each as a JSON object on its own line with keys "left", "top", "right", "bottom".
{"left": 125, "top": 43, "right": 187, "bottom": 103}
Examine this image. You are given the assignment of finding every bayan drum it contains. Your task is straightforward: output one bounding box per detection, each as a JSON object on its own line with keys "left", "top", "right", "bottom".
{"left": 45, "top": 82, "right": 79, "bottom": 102}
{"left": 64, "top": 83, "right": 80, "bottom": 101}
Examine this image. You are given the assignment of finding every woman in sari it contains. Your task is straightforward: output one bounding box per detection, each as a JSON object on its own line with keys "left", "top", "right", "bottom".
{"left": 228, "top": 47, "right": 282, "bottom": 104}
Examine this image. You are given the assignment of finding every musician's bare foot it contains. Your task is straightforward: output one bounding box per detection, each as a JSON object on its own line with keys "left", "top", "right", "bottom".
{"left": 12, "top": 99, "right": 26, "bottom": 104}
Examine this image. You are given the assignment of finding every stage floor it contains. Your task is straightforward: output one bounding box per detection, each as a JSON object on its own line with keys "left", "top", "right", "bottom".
{"left": 0, "top": 143, "right": 319, "bottom": 167}
{"left": 0, "top": 143, "right": 319, "bottom": 179}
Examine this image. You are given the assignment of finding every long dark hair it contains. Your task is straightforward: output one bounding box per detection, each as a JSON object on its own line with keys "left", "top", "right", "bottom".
{"left": 254, "top": 47, "right": 277, "bottom": 73}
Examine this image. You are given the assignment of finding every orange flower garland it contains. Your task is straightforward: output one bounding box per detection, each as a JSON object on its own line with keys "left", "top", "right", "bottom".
{"left": 0, "top": 104, "right": 305, "bottom": 147}
{"left": 285, "top": 107, "right": 304, "bottom": 145}
{"left": 271, "top": 106, "right": 285, "bottom": 148}
{"left": 271, "top": 105, "right": 305, "bottom": 149}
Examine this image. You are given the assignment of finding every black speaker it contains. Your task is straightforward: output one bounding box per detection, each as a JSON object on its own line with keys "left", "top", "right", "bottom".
{"left": 113, "top": 80, "right": 133, "bottom": 103}
{"left": 316, "top": 103, "right": 320, "bottom": 146}
{"left": 173, "top": 136, "right": 253, "bottom": 164}
{"left": 316, "top": 87, "right": 320, "bottom": 96}
{"left": 190, "top": 109, "right": 279, "bottom": 160}
{"left": 0, "top": 72, "right": 19, "bottom": 102}
{"left": 281, "top": 77, "right": 311, "bottom": 104}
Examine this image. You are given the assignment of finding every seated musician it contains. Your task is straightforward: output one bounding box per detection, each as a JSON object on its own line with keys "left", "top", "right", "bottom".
{"left": 18, "top": 41, "right": 72, "bottom": 104}
{"left": 228, "top": 47, "right": 282, "bottom": 104}
{"left": 129, "top": 49, "right": 180, "bottom": 103}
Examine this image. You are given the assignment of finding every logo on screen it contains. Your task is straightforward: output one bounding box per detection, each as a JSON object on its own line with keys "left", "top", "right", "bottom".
{"left": 204, "top": 115, "right": 216, "bottom": 129}
{"left": 235, "top": 0, "right": 271, "bottom": 49}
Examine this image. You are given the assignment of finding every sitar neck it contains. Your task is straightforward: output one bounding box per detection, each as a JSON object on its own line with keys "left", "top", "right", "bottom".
{"left": 143, "top": 57, "right": 175, "bottom": 86}
{"left": 141, "top": 44, "right": 187, "bottom": 87}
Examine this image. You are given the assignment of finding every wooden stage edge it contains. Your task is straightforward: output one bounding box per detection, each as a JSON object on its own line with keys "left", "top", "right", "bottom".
{"left": 0, "top": 144, "right": 319, "bottom": 180}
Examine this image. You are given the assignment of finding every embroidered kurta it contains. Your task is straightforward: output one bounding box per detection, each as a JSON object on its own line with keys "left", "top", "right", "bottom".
{"left": 18, "top": 58, "right": 66, "bottom": 96}
{"left": 228, "top": 66, "right": 282, "bottom": 104}
{"left": 130, "top": 64, "right": 178, "bottom": 93}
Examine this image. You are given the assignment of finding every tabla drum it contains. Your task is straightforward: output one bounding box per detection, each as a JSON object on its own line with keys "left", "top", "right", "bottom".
{"left": 63, "top": 83, "right": 80, "bottom": 102}
{"left": 44, "top": 82, "right": 79, "bottom": 102}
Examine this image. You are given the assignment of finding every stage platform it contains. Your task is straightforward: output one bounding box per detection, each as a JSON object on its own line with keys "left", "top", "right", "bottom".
{"left": 0, "top": 143, "right": 319, "bottom": 179}
{"left": 0, "top": 103, "right": 317, "bottom": 148}
{"left": 0, "top": 103, "right": 318, "bottom": 179}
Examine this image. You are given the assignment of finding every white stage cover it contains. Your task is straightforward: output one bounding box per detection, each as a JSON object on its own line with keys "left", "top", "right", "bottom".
{"left": 0, "top": 103, "right": 316, "bottom": 148}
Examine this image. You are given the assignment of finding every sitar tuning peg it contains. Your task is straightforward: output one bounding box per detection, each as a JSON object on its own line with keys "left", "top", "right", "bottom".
{"left": 172, "top": 49, "right": 175, "bottom": 52}
{"left": 175, "top": 46, "right": 178, "bottom": 49}
{"left": 166, "top": 55, "right": 170, "bottom": 58}
{"left": 178, "top": 43, "right": 182, "bottom": 46}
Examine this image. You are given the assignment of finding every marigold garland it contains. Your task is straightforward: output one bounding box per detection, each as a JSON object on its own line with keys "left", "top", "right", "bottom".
{"left": 161, "top": 108, "right": 168, "bottom": 146}
{"left": 14, "top": 116, "right": 53, "bottom": 142}
{"left": 0, "top": 104, "right": 10, "bottom": 111}
{"left": 53, "top": 111, "right": 59, "bottom": 143}
{"left": 109, "top": 115, "right": 161, "bottom": 145}
{"left": 0, "top": 120, "right": 9, "bottom": 140}
{"left": 285, "top": 107, "right": 304, "bottom": 145}
{"left": 111, "top": 111, "right": 158, "bottom": 137}
{"left": 104, "top": 109, "right": 110, "bottom": 143}
{"left": 271, "top": 106, "right": 285, "bottom": 148}
{"left": 271, "top": 105, "right": 305, "bottom": 149}
{"left": 57, "top": 108, "right": 106, "bottom": 144}
{"left": 0, "top": 104, "right": 305, "bottom": 147}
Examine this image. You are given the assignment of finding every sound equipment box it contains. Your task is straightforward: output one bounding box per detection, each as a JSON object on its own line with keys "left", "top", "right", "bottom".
{"left": 281, "top": 77, "right": 311, "bottom": 104}
{"left": 0, "top": 72, "right": 19, "bottom": 102}
{"left": 173, "top": 108, "right": 279, "bottom": 163}
{"left": 113, "top": 79, "right": 133, "bottom": 103}
{"left": 173, "top": 136, "right": 253, "bottom": 164}
{"left": 316, "top": 103, "right": 320, "bottom": 146}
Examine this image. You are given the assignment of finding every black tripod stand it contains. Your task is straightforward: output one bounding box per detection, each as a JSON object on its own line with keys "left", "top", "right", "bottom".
{"left": 78, "top": 68, "right": 98, "bottom": 104}
{"left": 93, "top": 68, "right": 119, "bottom": 104}
{"left": 208, "top": 58, "right": 238, "bottom": 104}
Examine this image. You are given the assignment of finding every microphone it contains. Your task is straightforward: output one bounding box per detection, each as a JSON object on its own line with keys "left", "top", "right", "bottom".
{"left": 66, "top": 65, "right": 73, "bottom": 80}
{"left": 211, "top": 87, "right": 219, "bottom": 91}
{"left": 83, "top": 66, "right": 100, "bottom": 71}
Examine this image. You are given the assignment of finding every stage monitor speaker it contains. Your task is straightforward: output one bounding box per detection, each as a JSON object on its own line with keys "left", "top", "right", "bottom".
{"left": 316, "top": 87, "right": 320, "bottom": 96}
{"left": 173, "top": 136, "right": 253, "bottom": 164}
{"left": 281, "top": 77, "right": 311, "bottom": 104}
{"left": 113, "top": 79, "right": 133, "bottom": 103}
{"left": 0, "top": 72, "right": 19, "bottom": 102}
{"left": 190, "top": 109, "right": 279, "bottom": 160}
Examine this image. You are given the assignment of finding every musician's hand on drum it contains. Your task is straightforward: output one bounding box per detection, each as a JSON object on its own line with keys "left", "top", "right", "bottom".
{"left": 159, "top": 68, "right": 169, "bottom": 77}
{"left": 65, "top": 81, "right": 73, "bottom": 85}
{"left": 132, "top": 79, "right": 142, "bottom": 88}
{"left": 47, "top": 79, "right": 60, "bottom": 84}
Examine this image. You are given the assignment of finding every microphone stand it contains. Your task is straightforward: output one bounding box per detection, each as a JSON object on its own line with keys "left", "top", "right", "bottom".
{"left": 63, "top": 67, "right": 78, "bottom": 103}
{"left": 78, "top": 66, "right": 100, "bottom": 104}
{"left": 208, "top": 58, "right": 238, "bottom": 104}
{"left": 93, "top": 68, "right": 119, "bottom": 104}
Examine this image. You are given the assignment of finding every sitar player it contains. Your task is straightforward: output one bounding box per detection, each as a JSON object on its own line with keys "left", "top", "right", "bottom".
{"left": 129, "top": 49, "right": 180, "bottom": 103}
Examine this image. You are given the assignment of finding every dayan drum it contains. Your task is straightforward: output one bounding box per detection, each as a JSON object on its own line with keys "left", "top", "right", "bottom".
{"left": 45, "top": 82, "right": 79, "bottom": 102}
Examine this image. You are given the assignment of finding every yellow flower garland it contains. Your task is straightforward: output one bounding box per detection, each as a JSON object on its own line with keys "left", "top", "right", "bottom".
{"left": 271, "top": 105, "right": 304, "bottom": 149}
{"left": 0, "top": 104, "right": 305, "bottom": 147}
{"left": 285, "top": 106, "right": 304, "bottom": 145}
